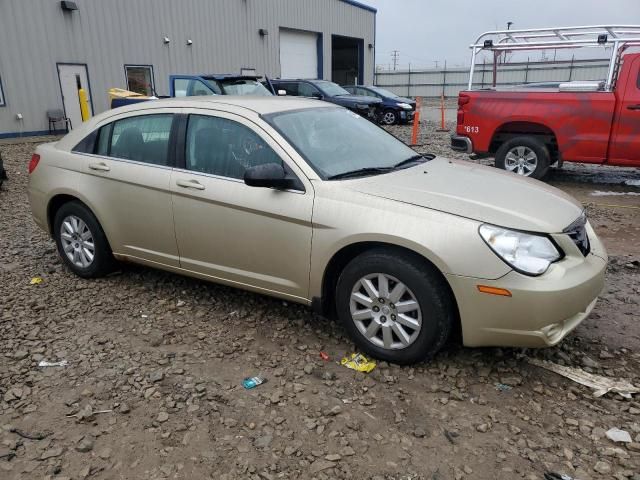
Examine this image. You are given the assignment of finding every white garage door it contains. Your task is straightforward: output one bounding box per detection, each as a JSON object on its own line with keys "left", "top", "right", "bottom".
{"left": 280, "top": 29, "right": 319, "bottom": 79}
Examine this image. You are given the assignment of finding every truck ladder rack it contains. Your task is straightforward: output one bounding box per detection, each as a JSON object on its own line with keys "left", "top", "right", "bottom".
{"left": 467, "top": 25, "right": 640, "bottom": 90}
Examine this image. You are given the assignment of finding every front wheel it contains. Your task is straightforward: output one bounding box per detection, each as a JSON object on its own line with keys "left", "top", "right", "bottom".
{"left": 495, "top": 136, "right": 550, "bottom": 180}
{"left": 335, "top": 249, "right": 454, "bottom": 365}
{"left": 379, "top": 109, "right": 399, "bottom": 125}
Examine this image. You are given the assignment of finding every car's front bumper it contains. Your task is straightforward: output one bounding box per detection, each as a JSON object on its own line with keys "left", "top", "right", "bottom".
{"left": 446, "top": 225, "right": 608, "bottom": 348}
{"left": 399, "top": 109, "right": 415, "bottom": 123}
{"left": 451, "top": 135, "right": 473, "bottom": 153}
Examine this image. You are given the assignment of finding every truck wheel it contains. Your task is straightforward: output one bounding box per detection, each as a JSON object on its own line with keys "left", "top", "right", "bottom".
{"left": 495, "top": 136, "right": 550, "bottom": 180}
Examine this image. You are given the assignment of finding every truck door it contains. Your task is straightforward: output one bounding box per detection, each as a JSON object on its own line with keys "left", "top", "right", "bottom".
{"left": 609, "top": 55, "right": 640, "bottom": 166}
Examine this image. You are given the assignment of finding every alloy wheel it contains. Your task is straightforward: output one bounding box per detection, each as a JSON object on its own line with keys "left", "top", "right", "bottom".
{"left": 60, "top": 215, "right": 95, "bottom": 268}
{"left": 349, "top": 273, "right": 422, "bottom": 350}
{"left": 382, "top": 111, "right": 397, "bottom": 125}
{"left": 504, "top": 146, "right": 538, "bottom": 176}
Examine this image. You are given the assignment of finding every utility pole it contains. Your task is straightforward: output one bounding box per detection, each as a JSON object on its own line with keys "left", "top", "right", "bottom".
{"left": 391, "top": 50, "right": 399, "bottom": 71}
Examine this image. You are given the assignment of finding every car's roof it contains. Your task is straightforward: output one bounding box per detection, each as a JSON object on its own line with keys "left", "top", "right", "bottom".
{"left": 201, "top": 74, "right": 262, "bottom": 81}
{"left": 56, "top": 96, "right": 335, "bottom": 151}
{"left": 272, "top": 79, "right": 332, "bottom": 84}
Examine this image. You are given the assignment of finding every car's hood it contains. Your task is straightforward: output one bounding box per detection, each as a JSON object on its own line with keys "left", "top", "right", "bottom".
{"left": 393, "top": 96, "right": 415, "bottom": 105}
{"left": 331, "top": 95, "right": 382, "bottom": 106}
{"left": 347, "top": 157, "right": 584, "bottom": 232}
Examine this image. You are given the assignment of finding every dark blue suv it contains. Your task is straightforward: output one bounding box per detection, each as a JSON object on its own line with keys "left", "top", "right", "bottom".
{"left": 343, "top": 85, "right": 416, "bottom": 125}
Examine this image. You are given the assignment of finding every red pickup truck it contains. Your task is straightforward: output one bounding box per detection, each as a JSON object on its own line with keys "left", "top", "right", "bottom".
{"left": 451, "top": 25, "right": 640, "bottom": 179}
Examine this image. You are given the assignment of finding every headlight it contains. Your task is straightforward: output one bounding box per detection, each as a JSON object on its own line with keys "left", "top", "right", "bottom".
{"left": 397, "top": 102, "right": 413, "bottom": 109}
{"left": 479, "top": 224, "right": 562, "bottom": 276}
{"left": 355, "top": 104, "right": 368, "bottom": 109}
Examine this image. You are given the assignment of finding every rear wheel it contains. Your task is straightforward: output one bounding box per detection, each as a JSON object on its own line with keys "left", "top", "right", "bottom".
{"left": 380, "top": 109, "right": 399, "bottom": 125}
{"left": 53, "top": 201, "right": 115, "bottom": 278}
{"left": 335, "top": 249, "right": 454, "bottom": 364}
{"left": 495, "top": 136, "right": 550, "bottom": 180}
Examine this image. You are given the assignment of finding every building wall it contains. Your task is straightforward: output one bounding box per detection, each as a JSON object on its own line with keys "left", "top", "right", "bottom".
{"left": 0, "top": 0, "right": 375, "bottom": 136}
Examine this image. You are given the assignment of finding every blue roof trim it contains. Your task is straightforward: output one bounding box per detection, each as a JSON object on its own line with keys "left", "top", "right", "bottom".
{"left": 340, "top": 0, "right": 377, "bottom": 13}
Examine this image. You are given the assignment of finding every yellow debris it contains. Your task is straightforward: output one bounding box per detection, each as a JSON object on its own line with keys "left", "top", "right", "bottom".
{"left": 340, "top": 353, "right": 376, "bottom": 373}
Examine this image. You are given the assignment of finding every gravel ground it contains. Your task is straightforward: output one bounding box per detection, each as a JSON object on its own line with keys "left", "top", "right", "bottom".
{"left": 1, "top": 124, "right": 639, "bottom": 480}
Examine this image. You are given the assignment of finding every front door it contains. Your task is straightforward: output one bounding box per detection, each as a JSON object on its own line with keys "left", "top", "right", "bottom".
{"left": 610, "top": 55, "right": 640, "bottom": 166}
{"left": 57, "top": 64, "right": 93, "bottom": 130}
{"left": 171, "top": 110, "right": 314, "bottom": 300}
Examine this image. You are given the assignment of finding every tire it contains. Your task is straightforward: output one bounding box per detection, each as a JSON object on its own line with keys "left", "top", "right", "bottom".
{"left": 335, "top": 249, "right": 454, "bottom": 365}
{"left": 380, "top": 109, "right": 399, "bottom": 125}
{"left": 495, "top": 136, "right": 550, "bottom": 180}
{"left": 53, "top": 201, "right": 115, "bottom": 278}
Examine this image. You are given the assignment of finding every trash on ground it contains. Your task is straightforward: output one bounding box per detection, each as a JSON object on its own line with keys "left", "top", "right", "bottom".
{"left": 494, "top": 383, "right": 512, "bottom": 392}
{"left": 544, "top": 473, "right": 574, "bottom": 480}
{"left": 320, "top": 351, "right": 330, "bottom": 361}
{"left": 606, "top": 427, "right": 632, "bottom": 443}
{"left": 38, "top": 359, "right": 69, "bottom": 367}
{"left": 66, "top": 404, "right": 112, "bottom": 420}
{"left": 528, "top": 358, "right": 640, "bottom": 398}
{"left": 29, "top": 276, "right": 43, "bottom": 285}
{"left": 242, "top": 376, "right": 266, "bottom": 389}
{"left": 340, "top": 353, "right": 376, "bottom": 373}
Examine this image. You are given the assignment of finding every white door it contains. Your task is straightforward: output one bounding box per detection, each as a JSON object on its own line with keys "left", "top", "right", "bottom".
{"left": 279, "top": 29, "right": 319, "bottom": 79}
{"left": 57, "top": 64, "right": 93, "bottom": 130}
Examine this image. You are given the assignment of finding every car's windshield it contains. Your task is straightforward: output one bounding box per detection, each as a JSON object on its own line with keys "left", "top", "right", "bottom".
{"left": 314, "top": 81, "right": 350, "bottom": 97}
{"left": 217, "top": 79, "right": 273, "bottom": 96}
{"left": 266, "top": 107, "right": 424, "bottom": 179}
{"left": 370, "top": 86, "right": 400, "bottom": 98}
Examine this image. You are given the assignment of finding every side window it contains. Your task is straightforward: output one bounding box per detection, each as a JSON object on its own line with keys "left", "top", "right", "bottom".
{"left": 298, "top": 83, "right": 321, "bottom": 97}
{"left": 185, "top": 114, "right": 282, "bottom": 180}
{"left": 72, "top": 129, "right": 98, "bottom": 154}
{"left": 109, "top": 114, "right": 173, "bottom": 165}
{"left": 278, "top": 82, "right": 299, "bottom": 96}
{"left": 96, "top": 124, "right": 112, "bottom": 156}
{"left": 173, "top": 78, "right": 189, "bottom": 97}
{"left": 188, "top": 79, "right": 215, "bottom": 96}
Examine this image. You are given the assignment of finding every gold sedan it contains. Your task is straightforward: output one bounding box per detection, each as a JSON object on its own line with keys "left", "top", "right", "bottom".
{"left": 27, "top": 97, "right": 607, "bottom": 364}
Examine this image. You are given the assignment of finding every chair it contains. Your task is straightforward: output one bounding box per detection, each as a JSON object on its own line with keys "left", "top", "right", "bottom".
{"left": 47, "top": 109, "right": 72, "bottom": 134}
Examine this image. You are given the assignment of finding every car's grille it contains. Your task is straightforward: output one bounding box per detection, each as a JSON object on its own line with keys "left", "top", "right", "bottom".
{"left": 563, "top": 213, "right": 590, "bottom": 257}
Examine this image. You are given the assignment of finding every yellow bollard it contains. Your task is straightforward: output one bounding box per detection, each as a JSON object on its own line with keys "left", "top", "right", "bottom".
{"left": 78, "top": 88, "right": 91, "bottom": 122}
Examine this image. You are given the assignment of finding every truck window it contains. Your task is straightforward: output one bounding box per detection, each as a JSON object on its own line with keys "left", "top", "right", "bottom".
{"left": 173, "top": 78, "right": 189, "bottom": 97}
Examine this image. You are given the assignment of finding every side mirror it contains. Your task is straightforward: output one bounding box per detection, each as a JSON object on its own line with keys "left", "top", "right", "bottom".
{"left": 244, "top": 163, "right": 297, "bottom": 190}
{"left": 311, "top": 92, "right": 323, "bottom": 100}
{"left": 277, "top": 89, "right": 287, "bottom": 96}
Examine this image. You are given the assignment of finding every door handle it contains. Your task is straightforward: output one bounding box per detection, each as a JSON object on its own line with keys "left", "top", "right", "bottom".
{"left": 88, "top": 162, "right": 110, "bottom": 172}
{"left": 176, "top": 179, "right": 205, "bottom": 190}
{"left": 627, "top": 104, "right": 640, "bottom": 110}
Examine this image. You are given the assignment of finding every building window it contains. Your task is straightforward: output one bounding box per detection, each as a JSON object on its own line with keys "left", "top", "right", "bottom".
{"left": 125, "top": 65, "right": 154, "bottom": 96}
{"left": 0, "top": 76, "right": 5, "bottom": 106}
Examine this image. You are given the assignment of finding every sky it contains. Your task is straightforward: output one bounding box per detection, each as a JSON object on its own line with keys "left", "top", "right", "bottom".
{"left": 364, "top": 0, "right": 640, "bottom": 69}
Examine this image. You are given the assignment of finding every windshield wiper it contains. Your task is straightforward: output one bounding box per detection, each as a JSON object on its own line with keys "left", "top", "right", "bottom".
{"left": 392, "top": 155, "right": 428, "bottom": 170}
{"left": 327, "top": 167, "right": 393, "bottom": 180}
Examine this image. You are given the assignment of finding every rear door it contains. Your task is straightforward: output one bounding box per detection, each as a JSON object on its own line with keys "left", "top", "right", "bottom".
{"left": 170, "top": 109, "right": 314, "bottom": 300}
{"left": 75, "top": 111, "right": 180, "bottom": 266}
{"left": 610, "top": 55, "right": 640, "bottom": 165}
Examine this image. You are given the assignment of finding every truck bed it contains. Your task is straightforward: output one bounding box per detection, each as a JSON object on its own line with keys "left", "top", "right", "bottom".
{"left": 457, "top": 90, "right": 616, "bottom": 163}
